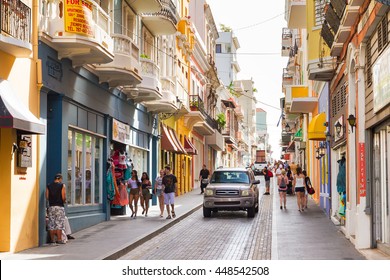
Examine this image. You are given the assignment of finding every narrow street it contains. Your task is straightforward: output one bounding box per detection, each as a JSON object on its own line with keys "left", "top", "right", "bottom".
{"left": 120, "top": 179, "right": 272, "bottom": 260}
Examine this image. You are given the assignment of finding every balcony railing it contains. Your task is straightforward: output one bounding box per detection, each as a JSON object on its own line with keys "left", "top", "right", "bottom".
{"left": 141, "top": 0, "right": 178, "bottom": 35}
{"left": 1, "top": 0, "right": 31, "bottom": 43}
{"left": 112, "top": 33, "right": 139, "bottom": 60}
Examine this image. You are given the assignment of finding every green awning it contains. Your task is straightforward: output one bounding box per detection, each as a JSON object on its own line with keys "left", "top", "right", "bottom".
{"left": 293, "top": 128, "right": 302, "bottom": 141}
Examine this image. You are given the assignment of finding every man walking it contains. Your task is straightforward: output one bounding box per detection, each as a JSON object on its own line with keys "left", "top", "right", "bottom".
{"left": 46, "top": 173, "right": 67, "bottom": 244}
{"left": 199, "top": 164, "right": 210, "bottom": 194}
{"left": 162, "top": 166, "right": 178, "bottom": 219}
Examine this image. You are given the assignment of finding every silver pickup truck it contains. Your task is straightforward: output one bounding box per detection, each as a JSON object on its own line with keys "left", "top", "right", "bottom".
{"left": 203, "top": 167, "right": 260, "bottom": 218}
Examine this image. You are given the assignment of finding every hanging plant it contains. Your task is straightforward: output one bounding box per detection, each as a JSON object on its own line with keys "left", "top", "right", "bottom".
{"left": 216, "top": 113, "right": 226, "bottom": 129}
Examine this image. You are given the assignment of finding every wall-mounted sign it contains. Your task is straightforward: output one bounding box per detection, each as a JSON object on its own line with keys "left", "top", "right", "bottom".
{"left": 358, "top": 143, "right": 366, "bottom": 197}
{"left": 64, "top": 0, "right": 94, "bottom": 37}
{"left": 112, "top": 119, "right": 130, "bottom": 145}
{"left": 373, "top": 44, "right": 390, "bottom": 112}
{"left": 18, "top": 135, "right": 32, "bottom": 168}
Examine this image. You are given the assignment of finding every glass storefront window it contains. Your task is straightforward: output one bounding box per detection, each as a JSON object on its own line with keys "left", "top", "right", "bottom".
{"left": 67, "top": 128, "right": 103, "bottom": 206}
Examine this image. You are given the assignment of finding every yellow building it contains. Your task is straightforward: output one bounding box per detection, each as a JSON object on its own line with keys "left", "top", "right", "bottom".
{"left": 0, "top": 0, "right": 45, "bottom": 252}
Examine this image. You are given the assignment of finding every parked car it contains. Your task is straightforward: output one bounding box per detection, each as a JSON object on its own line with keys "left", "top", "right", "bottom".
{"left": 203, "top": 167, "right": 260, "bottom": 218}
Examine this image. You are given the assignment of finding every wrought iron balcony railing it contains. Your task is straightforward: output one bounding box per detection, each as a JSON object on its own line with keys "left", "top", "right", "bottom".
{"left": 1, "top": 0, "right": 31, "bottom": 43}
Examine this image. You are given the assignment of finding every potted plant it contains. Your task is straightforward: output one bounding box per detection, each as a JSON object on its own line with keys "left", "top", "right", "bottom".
{"left": 216, "top": 113, "right": 226, "bottom": 129}
{"left": 190, "top": 100, "right": 199, "bottom": 109}
{"left": 140, "top": 54, "right": 150, "bottom": 59}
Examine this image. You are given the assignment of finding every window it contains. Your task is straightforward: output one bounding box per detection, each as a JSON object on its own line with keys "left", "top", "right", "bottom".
{"left": 216, "top": 44, "right": 221, "bottom": 53}
{"left": 123, "top": 4, "right": 137, "bottom": 43}
{"left": 67, "top": 129, "right": 103, "bottom": 206}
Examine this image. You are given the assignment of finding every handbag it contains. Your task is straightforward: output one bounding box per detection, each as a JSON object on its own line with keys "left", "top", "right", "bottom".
{"left": 201, "top": 179, "right": 209, "bottom": 184}
{"left": 307, "top": 186, "right": 315, "bottom": 195}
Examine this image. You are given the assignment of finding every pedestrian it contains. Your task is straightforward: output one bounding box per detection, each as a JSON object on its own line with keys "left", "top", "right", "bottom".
{"left": 199, "top": 164, "right": 210, "bottom": 194}
{"left": 263, "top": 166, "right": 271, "bottom": 195}
{"left": 162, "top": 165, "right": 177, "bottom": 219}
{"left": 286, "top": 166, "right": 294, "bottom": 195}
{"left": 127, "top": 170, "right": 141, "bottom": 219}
{"left": 277, "top": 169, "right": 289, "bottom": 209}
{"left": 293, "top": 167, "right": 306, "bottom": 212}
{"left": 154, "top": 169, "right": 165, "bottom": 218}
{"left": 140, "top": 172, "right": 152, "bottom": 217}
{"left": 46, "top": 173, "right": 67, "bottom": 245}
{"left": 302, "top": 170, "right": 312, "bottom": 209}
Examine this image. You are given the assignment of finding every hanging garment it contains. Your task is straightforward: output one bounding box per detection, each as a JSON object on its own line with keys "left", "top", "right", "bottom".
{"left": 338, "top": 192, "right": 346, "bottom": 216}
{"left": 106, "top": 168, "right": 115, "bottom": 201}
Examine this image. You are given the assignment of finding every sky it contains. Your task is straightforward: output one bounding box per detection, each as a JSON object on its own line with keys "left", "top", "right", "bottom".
{"left": 206, "top": 0, "right": 288, "bottom": 160}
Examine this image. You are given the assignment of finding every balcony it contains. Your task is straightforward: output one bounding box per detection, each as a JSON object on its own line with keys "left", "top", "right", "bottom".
{"left": 281, "top": 28, "right": 292, "bottom": 57}
{"left": 282, "top": 68, "right": 293, "bottom": 86}
{"left": 307, "top": 56, "right": 336, "bottom": 81}
{"left": 123, "top": 58, "right": 162, "bottom": 102}
{"left": 0, "top": 0, "right": 32, "bottom": 57}
{"left": 206, "top": 129, "right": 224, "bottom": 151}
{"left": 92, "top": 34, "right": 141, "bottom": 88}
{"left": 184, "top": 95, "right": 213, "bottom": 135}
{"left": 143, "top": 77, "right": 178, "bottom": 113}
{"left": 285, "top": 0, "right": 306, "bottom": 29}
{"left": 141, "top": 0, "right": 179, "bottom": 35}
{"left": 128, "top": 0, "right": 162, "bottom": 13}
{"left": 39, "top": 0, "right": 113, "bottom": 66}
{"left": 285, "top": 85, "right": 317, "bottom": 113}
{"left": 234, "top": 104, "right": 244, "bottom": 120}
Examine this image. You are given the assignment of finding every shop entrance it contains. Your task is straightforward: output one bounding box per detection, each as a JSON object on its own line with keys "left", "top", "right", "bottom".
{"left": 373, "top": 124, "right": 390, "bottom": 247}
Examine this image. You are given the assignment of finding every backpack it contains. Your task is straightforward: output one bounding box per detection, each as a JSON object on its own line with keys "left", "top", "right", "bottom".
{"left": 268, "top": 170, "right": 273, "bottom": 177}
{"left": 279, "top": 176, "right": 287, "bottom": 190}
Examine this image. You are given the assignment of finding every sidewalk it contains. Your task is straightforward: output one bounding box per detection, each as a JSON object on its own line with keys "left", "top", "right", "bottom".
{"left": 1, "top": 180, "right": 389, "bottom": 260}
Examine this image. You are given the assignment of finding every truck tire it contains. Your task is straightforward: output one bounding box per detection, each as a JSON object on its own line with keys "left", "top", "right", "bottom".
{"left": 203, "top": 206, "right": 212, "bottom": 218}
{"left": 247, "top": 205, "right": 255, "bottom": 218}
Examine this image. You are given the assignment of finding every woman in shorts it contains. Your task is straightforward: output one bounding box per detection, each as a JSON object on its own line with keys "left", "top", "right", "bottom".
{"left": 277, "top": 169, "right": 289, "bottom": 210}
{"left": 127, "top": 170, "right": 140, "bottom": 219}
{"left": 140, "top": 172, "right": 152, "bottom": 217}
{"left": 293, "top": 167, "right": 306, "bottom": 212}
{"left": 154, "top": 169, "right": 165, "bottom": 217}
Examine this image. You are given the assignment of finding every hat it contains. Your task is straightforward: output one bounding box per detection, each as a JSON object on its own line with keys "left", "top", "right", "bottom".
{"left": 54, "top": 173, "right": 62, "bottom": 180}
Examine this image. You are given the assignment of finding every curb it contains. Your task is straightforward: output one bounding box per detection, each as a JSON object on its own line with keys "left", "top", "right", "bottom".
{"left": 103, "top": 203, "right": 203, "bottom": 260}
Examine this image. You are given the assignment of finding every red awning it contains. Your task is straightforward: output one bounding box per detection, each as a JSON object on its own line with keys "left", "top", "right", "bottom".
{"left": 167, "top": 127, "right": 187, "bottom": 154}
{"left": 184, "top": 136, "right": 198, "bottom": 155}
{"left": 160, "top": 124, "right": 186, "bottom": 154}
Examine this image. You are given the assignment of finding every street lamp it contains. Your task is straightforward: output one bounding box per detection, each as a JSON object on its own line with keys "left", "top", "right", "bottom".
{"left": 347, "top": 114, "right": 356, "bottom": 132}
{"left": 285, "top": 123, "right": 291, "bottom": 133}
{"left": 334, "top": 121, "right": 342, "bottom": 136}
{"left": 319, "top": 142, "right": 326, "bottom": 157}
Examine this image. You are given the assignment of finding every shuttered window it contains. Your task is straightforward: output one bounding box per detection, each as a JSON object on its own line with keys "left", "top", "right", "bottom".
{"left": 315, "top": 0, "right": 328, "bottom": 27}
{"left": 331, "top": 83, "right": 347, "bottom": 118}
{"left": 366, "top": 40, "right": 372, "bottom": 86}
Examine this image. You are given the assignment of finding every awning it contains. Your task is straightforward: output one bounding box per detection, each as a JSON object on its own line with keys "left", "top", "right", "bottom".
{"left": 184, "top": 136, "right": 198, "bottom": 155}
{"left": 308, "top": 112, "right": 326, "bottom": 140}
{"left": 160, "top": 124, "right": 186, "bottom": 154}
{"left": 0, "top": 79, "right": 45, "bottom": 134}
{"left": 293, "top": 128, "right": 303, "bottom": 141}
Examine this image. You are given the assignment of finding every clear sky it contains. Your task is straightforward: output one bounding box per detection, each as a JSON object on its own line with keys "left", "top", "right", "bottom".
{"left": 206, "top": 0, "right": 288, "bottom": 160}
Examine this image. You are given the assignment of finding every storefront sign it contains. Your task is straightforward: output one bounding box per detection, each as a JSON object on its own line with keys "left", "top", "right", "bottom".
{"left": 358, "top": 143, "right": 366, "bottom": 197}
{"left": 112, "top": 119, "right": 130, "bottom": 145}
{"left": 17, "top": 135, "right": 32, "bottom": 168}
{"left": 64, "top": 0, "right": 94, "bottom": 37}
{"left": 373, "top": 45, "right": 390, "bottom": 112}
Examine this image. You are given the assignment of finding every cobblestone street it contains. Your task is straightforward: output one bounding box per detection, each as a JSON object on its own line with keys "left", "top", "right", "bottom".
{"left": 120, "top": 192, "right": 273, "bottom": 260}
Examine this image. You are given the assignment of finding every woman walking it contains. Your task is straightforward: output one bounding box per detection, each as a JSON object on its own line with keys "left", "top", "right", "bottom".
{"left": 154, "top": 169, "right": 165, "bottom": 217}
{"left": 293, "top": 167, "right": 306, "bottom": 212}
{"left": 140, "top": 172, "right": 152, "bottom": 217}
{"left": 277, "top": 169, "right": 289, "bottom": 209}
{"left": 127, "top": 170, "right": 141, "bottom": 219}
{"left": 302, "top": 170, "right": 312, "bottom": 209}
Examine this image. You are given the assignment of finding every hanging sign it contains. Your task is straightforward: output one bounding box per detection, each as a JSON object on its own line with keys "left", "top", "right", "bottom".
{"left": 112, "top": 119, "right": 131, "bottom": 145}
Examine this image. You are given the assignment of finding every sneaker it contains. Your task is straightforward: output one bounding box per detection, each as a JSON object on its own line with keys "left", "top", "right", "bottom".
{"left": 49, "top": 242, "right": 58, "bottom": 246}
{"left": 56, "top": 240, "right": 66, "bottom": 244}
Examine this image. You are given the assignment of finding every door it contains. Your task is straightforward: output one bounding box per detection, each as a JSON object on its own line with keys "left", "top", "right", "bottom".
{"left": 373, "top": 125, "right": 390, "bottom": 246}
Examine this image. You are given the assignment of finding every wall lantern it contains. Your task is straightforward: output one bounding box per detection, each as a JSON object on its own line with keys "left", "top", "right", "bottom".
{"left": 334, "top": 121, "right": 342, "bottom": 136}
{"left": 347, "top": 114, "right": 356, "bottom": 132}
{"left": 315, "top": 147, "right": 322, "bottom": 160}
{"left": 285, "top": 123, "right": 291, "bottom": 133}
{"left": 319, "top": 142, "right": 326, "bottom": 157}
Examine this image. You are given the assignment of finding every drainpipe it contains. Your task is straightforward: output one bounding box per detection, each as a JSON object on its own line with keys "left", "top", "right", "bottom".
{"left": 33, "top": 0, "right": 42, "bottom": 91}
